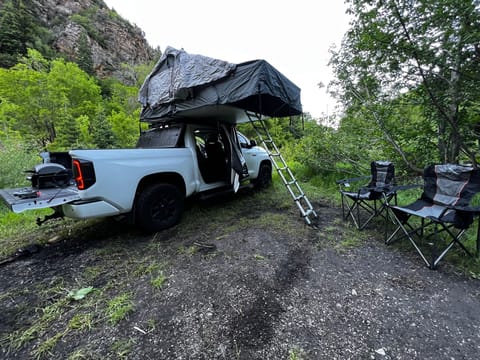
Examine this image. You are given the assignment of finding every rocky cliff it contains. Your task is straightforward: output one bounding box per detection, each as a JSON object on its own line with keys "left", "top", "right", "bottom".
{"left": 0, "top": 0, "right": 156, "bottom": 78}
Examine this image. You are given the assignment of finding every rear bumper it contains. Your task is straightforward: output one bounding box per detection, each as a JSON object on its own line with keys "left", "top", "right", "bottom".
{"left": 62, "top": 200, "right": 121, "bottom": 219}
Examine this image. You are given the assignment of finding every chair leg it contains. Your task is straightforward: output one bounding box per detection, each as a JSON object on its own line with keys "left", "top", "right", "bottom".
{"left": 477, "top": 216, "right": 480, "bottom": 257}
{"left": 342, "top": 194, "right": 391, "bottom": 230}
{"left": 430, "top": 223, "right": 439, "bottom": 270}
{"left": 341, "top": 194, "right": 359, "bottom": 227}
{"left": 340, "top": 195, "right": 368, "bottom": 230}
{"left": 385, "top": 211, "right": 434, "bottom": 268}
{"left": 422, "top": 222, "right": 469, "bottom": 269}
{"left": 357, "top": 199, "right": 384, "bottom": 230}
{"left": 344, "top": 198, "right": 361, "bottom": 229}
{"left": 430, "top": 224, "right": 465, "bottom": 269}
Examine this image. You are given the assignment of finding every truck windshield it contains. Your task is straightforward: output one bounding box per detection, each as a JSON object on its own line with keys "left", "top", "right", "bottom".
{"left": 136, "top": 125, "right": 184, "bottom": 148}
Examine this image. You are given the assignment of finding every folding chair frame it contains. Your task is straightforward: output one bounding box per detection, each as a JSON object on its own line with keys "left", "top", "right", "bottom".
{"left": 384, "top": 164, "right": 480, "bottom": 269}
{"left": 339, "top": 182, "right": 397, "bottom": 230}
{"left": 386, "top": 207, "right": 480, "bottom": 269}
{"left": 337, "top": 161, "right": 396, "bottom": 230}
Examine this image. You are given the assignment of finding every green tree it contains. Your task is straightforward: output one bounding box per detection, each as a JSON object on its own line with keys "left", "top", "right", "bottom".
{"left": 91, "top": 112, "right": 117, "bottom": 148}
{"left": 107, "top": 110, "right": 139, "bottom": 148}
{"left": 0, "top": 0, "right": 36, "bottom": 67}
{"left": 329, "top": 0, "right": 480, "bottom": 169}
{"left": 77, "top": 32, "right": 94, "bottom": 75}
{"left": 0, "top": 49, "right": 102, "bottom": 147}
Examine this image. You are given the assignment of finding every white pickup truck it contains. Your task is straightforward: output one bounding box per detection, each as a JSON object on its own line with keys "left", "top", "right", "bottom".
{"left": 0, "top": 121, "right": 272, "bottom": 232}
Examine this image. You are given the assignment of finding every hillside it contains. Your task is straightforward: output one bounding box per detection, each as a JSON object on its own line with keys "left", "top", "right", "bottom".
{"left": 0, "top": 0, "right": 156, "bottom": 79}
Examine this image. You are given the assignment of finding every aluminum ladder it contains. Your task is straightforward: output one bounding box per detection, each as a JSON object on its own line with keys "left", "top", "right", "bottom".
{"left": 246, "top": 112, "right": 318, "bottom": 226}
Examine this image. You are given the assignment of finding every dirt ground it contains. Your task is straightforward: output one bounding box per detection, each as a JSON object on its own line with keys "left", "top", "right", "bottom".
{"left": 0, "top": 187, "right": 479, "bottom": 360}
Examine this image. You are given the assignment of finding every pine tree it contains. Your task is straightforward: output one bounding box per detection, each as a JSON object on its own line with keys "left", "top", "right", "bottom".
{"left": 91, "top": 113, "right": 117, "bottom": 148}
{"left": 77, "top": 32, "right": 94, "bottom": 75}
{"left": 0, "top": 0, "right": 35, "bottom": 67}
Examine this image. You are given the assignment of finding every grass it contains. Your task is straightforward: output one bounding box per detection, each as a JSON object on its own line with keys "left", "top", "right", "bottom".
{"left": 3, "top": 273, "right": 136, "bottom": 357}
{"left": 67, "top": 349, "right": 90, "bottom": 360}
{"left": 0, "top": 203, "right": 98, "bottom": 259}
{"left": 254, "top": 254, "right": 266, "bottom": 260}
{"left": 110, "top": 339, "right": 134, "bottom": 360}
{"left": 7, "top": 295, "right": 69, "bottom": 351}
{"left": 0, "top": 205, "right": 51, "bottom": 256}
{"left": 33, "top": 331, "right": 65, "bottom": 360}
{"left": 68, "top": 313, "right": 94, "bottom": 331}
{"left": 105, "top": 292, "right": 134, "bottom": 325}
{"left": 288, "top": 347, "right": 306, "bottom": 360}
{"left": 151, "top": 272, "right": 168, "bottom": 290}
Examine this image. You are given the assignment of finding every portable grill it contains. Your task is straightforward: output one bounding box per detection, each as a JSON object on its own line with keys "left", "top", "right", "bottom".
{"left": 26, "top": 163, "right": 71, "bottom": 189}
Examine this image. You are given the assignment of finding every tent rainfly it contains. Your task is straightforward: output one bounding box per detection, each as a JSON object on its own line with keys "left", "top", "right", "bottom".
{"left": 138, "top": 47, "right": 302, "bottom": 123}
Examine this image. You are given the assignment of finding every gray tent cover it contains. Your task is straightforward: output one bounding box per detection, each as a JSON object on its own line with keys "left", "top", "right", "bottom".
{"left": 138, "top": 47, "right": 302, "bottom": 123}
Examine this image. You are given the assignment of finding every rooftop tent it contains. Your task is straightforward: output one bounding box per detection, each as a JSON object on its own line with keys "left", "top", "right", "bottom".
{"left": 138, "top": 47, "right": 302, "bottom": 123}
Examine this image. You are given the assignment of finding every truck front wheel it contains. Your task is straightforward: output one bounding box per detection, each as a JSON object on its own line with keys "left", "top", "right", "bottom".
{"left": 252, "top": 163, "right": 272, "bottom": 189}
{"left": 135, "top": 183, "right": 184, "bottom": 233}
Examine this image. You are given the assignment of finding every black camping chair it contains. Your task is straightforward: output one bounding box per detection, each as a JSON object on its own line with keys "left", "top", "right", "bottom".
{"left": 385, "top": 164, "right": 480, "bottom": 269}
{"left": 337, "top": 161, "right": 396, "bottom": 230}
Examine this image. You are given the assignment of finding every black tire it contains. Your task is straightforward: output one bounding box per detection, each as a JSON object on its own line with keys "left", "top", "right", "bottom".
{"left": 252, "top": 162, "right": 272, "bottom": 189}
{"left": 135, "top": 183, "right": 184, "bottom": 233}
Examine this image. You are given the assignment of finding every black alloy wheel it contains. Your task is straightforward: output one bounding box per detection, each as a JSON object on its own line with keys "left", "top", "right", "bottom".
{"left": 135, "top": 183, "right": 184, "bottom": 233}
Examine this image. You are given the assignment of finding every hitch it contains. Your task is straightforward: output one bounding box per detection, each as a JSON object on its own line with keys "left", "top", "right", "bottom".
{"left": 36, "top": 208, "right": 64, "bottom": 226}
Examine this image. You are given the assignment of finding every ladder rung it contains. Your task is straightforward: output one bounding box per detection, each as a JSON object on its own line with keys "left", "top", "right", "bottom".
{"left": 285, "top": 180, "right": 297, "bottom": 186}
{"left": 305, "top": 209, "right": 315, "bottom": 216}
{"left": 294, "top": 195, "right": 305, "bottom": 201}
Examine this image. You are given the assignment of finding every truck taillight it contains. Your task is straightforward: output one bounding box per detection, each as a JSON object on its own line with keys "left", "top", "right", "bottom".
{"left": 72, "top": 159, "right": 96, "bottom": 190}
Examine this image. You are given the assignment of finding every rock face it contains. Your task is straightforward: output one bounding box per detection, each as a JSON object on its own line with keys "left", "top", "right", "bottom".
{"left": 2, "top": 0, "right": 156, "bottom": 78}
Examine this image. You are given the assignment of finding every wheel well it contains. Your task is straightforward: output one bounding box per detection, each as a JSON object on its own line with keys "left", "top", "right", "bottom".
{"left": 135, "top": 173, "right": 186, "bottom": 198}
{"left": 260, "top": 159, "right": 272, "bottom": 169}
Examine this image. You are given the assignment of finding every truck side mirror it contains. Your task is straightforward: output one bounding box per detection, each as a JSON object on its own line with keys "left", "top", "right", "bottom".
{"left": 250, "top": 139, "right": 257, "bottom": 147}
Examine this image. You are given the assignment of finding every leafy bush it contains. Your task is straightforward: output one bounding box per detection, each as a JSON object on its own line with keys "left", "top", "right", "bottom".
{"left": 0, "top": 137, "right": 39, "bottom": 188}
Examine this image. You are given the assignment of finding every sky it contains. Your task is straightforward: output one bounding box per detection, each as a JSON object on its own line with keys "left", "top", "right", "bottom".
{"left": 103, "top": 0, "right": 350, "bottom": 119}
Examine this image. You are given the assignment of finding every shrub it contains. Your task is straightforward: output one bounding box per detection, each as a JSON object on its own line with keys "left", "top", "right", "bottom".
{"left": 0, "top": 137, "right": 39, "bottom": 188}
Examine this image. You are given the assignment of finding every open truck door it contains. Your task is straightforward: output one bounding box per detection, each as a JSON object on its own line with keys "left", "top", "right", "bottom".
{"left": 224, "top": 124, "right": 247, "bottom": 193}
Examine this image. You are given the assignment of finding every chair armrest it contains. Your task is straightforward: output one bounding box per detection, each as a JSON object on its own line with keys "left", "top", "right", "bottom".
{"left": 388, "top": 184, "right": 422, "bottom": 192}
{"left": 447, "top": 205, "right": 480, "bottom": 214}
{"left": 336, "top": 175, "right": 370, "bottom": 187}
{"left": 383, "top": 184, "right": 422, "bottom": 206}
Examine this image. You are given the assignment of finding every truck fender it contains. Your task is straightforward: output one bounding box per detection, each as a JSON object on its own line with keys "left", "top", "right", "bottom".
{"left": 133, "top": 173, "right": 186, "bottom": 233}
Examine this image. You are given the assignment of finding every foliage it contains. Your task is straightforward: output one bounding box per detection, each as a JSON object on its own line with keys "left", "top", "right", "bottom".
{"left": 0, "top": 0, "right": 56, "bottom": 68}
{"left": 76, "top": 32, "right": 94, "bottom": 75}
{"left": 0, "top": 49, "right": 145, "bottom": 151}
{"left": 329, "top": 0, "right": 480, "bottom": 169}
{"left": 0, "top": 0, "right": 33, "bottom": 67}
{"left": 68, "top": 287, "right": 94, "bottom": 301}
{"left": 0, "top": 137, "right": 39, "bottom": 188}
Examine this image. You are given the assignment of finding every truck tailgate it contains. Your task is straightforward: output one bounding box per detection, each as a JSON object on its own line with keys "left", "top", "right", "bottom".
{"left": 0, "top": 186, "right": 80, "bottom": 213}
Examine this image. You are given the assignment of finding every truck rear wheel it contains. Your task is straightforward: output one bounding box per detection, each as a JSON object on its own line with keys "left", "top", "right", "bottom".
{"left": 135, "top": 183, "right": 184, "bottom": 233}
